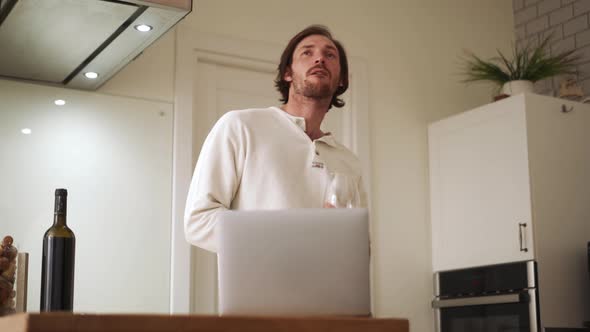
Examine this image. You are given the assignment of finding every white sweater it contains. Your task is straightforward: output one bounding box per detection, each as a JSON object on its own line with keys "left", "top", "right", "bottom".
{"left": 184, "top": 107, "right": 366, "bottom": 252}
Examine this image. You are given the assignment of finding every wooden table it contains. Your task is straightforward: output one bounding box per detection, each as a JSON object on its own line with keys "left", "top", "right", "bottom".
{"left": 0, "top": 313, "right": 409, "bottom": 332}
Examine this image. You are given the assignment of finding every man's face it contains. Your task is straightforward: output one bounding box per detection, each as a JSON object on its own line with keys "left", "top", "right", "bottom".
{"left": 284, "top": 34, "right": 342, "bottom": 101}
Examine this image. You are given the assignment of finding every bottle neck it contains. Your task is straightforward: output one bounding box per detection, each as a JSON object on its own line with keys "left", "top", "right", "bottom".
{"left": 53, "top": 194, "right": 67, "bottom": 226}
{"left": 53, "top": 213, "right": 67, "bottom": 227}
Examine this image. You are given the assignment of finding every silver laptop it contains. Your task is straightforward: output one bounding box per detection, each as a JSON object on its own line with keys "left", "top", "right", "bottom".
{"left": 217, "top": 208, "right": 371, "bottom": 316}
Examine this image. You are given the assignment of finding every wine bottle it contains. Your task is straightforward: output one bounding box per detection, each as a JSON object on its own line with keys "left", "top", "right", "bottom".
{"left": 40, "top": 188, "right": 75, "bottom": 312}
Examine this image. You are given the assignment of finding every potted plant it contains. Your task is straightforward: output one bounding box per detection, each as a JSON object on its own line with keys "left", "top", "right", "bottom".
{"left": 461, "top": 35, "right": 580, "bottom": 97}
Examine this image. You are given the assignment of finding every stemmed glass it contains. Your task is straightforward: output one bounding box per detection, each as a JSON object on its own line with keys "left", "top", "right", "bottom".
{"left": 323, "top": 172, "right": 361, "bottom": 208}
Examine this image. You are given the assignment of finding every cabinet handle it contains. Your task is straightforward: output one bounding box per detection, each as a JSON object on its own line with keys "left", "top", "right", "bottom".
{"left": 519, "top": 223, "right": 528, "bottom": 252}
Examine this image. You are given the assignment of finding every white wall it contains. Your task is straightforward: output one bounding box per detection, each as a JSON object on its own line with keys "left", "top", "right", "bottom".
{"left": 0, "top": 79, "right": 173, "bottom": 313}
{"left": 98, "top": 28, "right": 176, "bottom": 103}
{"left": 101, "top": 0, "right": 515, "bottom": 330}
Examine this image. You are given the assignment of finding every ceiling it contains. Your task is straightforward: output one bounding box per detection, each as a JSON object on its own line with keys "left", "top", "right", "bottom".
{"left": 0, "top": 0, "right": 191, "bottom": 90}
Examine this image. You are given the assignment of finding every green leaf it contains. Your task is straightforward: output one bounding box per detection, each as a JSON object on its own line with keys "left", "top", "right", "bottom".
{"left": 460, "top": 34, "right": 580, "bottom": 88}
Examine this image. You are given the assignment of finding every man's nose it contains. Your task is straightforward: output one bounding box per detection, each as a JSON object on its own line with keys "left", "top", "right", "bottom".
{"left": 315, "top": 57, "right": 325, "bottom": 64}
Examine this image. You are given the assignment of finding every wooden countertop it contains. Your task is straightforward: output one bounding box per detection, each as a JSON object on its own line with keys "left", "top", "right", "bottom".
{"left": 0, "top": 313, "right": 409, "bottom": 332}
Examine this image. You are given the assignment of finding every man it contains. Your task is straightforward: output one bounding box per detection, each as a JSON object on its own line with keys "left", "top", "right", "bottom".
{"left": 184, "top": 25, "right": 366, "bottom": 252}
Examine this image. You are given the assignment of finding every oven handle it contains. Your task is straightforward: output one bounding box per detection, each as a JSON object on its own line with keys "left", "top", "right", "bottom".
{"left": 432, "top": 292, "right": 529, "bottom": 308}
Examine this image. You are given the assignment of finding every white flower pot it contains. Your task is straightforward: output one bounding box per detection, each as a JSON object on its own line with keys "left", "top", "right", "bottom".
{"left": 501, "top": 80, "right": 534, "bottom": 96}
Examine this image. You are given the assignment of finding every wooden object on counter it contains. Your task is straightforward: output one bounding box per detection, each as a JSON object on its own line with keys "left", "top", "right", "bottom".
{"left": 15, "top": 253, "right": 28, "bottom": 313}
{"left": 0, "top": 313, "right": 409, "bottom": 332}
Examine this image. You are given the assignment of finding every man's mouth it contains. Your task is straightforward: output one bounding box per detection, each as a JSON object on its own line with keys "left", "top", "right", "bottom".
{"left": 308, "top": 68, "right": 329, "bottom": 77}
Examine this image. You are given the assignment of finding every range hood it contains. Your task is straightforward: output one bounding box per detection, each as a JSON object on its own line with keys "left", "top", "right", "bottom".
{"left": 0, "top": 0, "right": 191, "bottom": 90}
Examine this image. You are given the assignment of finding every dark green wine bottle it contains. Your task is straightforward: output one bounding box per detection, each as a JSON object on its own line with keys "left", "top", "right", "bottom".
{"left": 40, "top": 188, "right": 75, "bottom": 312}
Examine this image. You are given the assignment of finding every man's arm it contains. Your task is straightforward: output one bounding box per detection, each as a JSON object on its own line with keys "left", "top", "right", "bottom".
{"left": 184, "top": 112, "right": 243, "bottom": 252}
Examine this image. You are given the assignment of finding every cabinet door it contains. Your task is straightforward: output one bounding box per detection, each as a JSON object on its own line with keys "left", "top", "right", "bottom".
{"left": 429, "top": 96, "right": 534, "bottom": 271}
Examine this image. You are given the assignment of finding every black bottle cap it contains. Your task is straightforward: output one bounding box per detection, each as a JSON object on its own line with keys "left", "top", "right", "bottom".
{"left": 55, "top": 188, "right": 68, "bottom": 197}
{"left": 54, "top": 189, "right": 67, "bottom": 215}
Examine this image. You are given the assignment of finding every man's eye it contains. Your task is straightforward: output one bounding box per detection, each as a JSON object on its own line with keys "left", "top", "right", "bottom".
{"left": 327, "top": 53, "right": 336, "bottom": 58}
{"left": 302, "top": 50, "right": 312, "bottom": 56}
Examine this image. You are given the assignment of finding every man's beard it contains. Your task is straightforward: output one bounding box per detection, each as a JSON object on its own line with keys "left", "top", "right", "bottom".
{"left": 291, "top": 74, "right": 335, "bottom": 100}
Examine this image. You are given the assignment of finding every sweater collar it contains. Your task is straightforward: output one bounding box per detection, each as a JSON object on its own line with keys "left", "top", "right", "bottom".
{"left": 271, "top": 106, "right": 338, "bottom": 147}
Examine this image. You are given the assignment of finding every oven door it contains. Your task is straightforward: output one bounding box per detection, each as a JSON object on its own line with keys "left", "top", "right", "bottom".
{"left": 433, "top": 289, "right": 539, "bottom": 332}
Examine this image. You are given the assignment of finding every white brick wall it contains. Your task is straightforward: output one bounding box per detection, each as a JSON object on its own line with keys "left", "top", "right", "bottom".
{"left": 540, "top": 25, "right": 563, "bottom": 39}
{"left": 528, "top": 15, "right": 550, "bottom": 34}
{"left": 563, "top": 14, "right": 587, "bottom": 36}
{"left": 514, "top": 0, "right": 590, "bottom": 95}
{"left": 576, "top": 28, "right": 590, "bottom": 47}
{"left": 551, "top": 35, "right": 575, "bottom": 53}
{"left": 539, "top": 0, "right": 561, "bottom": 15}
{"left": 516, "top": 6, "right": 539, "bottom": 25}
{"left": 574, "top": 0, "right": 590, "bottom": 15}
{"left": 549, "top": 6, "right": 573, "bottom": 25}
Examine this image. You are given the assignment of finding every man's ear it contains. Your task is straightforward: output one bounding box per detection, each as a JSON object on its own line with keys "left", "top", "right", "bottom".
{"left": 284, "top": 67, "right": 293, "bottom": 82}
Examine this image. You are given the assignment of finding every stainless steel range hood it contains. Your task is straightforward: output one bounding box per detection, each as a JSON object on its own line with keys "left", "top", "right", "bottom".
{"left": 0, "top": 0, "right": 191, "bottom": 90}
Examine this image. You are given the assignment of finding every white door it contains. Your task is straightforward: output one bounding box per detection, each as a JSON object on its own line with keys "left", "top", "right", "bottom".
{"left": 190, "top": 58, "right": 276, "bottom": 314}
{"left": 429, "top": 96, "right": 534, "bottom": 271}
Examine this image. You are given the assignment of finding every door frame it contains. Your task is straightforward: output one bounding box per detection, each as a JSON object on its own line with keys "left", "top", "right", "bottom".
{"left": 170, "top": 25, "right": 371, "bottom": 313}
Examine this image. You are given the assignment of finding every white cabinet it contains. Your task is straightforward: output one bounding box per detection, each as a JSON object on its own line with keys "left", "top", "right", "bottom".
{"left": 429, "top": 94, "right": 535, "bottom": 271}
{"left": 429, "top": 93, "right": 590, "bottom": 327}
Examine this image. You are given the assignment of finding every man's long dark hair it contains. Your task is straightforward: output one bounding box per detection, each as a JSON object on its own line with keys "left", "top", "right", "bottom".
{"left": 274, "top": 25, "right": 349, "bottom": 109}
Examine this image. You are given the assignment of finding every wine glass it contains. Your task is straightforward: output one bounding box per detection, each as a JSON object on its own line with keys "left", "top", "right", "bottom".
{"left": 323, "top": 172, "right": 361, "bottom": 208}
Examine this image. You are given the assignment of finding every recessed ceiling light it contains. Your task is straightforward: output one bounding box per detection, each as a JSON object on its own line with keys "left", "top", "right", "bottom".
{"left": 54, "top": 99, "right": 66, "bottom": 106}
{"left": 134, "top": 24, "right": 153, "bottom": 32}
{"left": 84, "top": 71, "right": 99, "bottom": 79}
{"left": 21, "top": 128, "right": 32, "bottom": 135}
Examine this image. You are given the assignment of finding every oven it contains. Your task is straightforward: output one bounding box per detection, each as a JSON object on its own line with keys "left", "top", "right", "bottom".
{"left": 433, "top": 261, "right": 540, "bottom": 332}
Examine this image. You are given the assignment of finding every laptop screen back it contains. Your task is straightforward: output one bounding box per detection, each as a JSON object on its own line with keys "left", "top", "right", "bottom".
{"left": 217, "top": 208, "right": 370, "bottom": 316}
